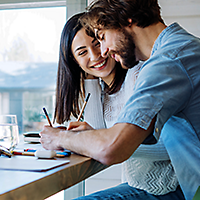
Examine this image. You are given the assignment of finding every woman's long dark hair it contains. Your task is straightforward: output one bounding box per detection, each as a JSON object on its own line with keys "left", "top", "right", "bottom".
{"left": 54, "top": 12, "right": 127, "bottom": 124}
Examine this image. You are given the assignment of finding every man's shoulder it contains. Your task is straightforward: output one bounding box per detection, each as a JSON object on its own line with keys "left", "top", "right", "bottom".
{"left": 152, "top": 22, "right": 200, "bottom": 59}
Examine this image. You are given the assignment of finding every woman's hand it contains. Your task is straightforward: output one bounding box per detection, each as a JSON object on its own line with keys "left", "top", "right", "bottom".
{"left": 67, "top": 121, "right": 94, "bottom": 131}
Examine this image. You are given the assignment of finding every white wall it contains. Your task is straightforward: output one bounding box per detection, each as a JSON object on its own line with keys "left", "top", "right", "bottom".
{"left": 159, "top": 0, "right": 200, "bottom": 37}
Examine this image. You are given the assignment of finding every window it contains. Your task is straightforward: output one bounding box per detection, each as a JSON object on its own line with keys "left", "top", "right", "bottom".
{"left": 0, "top": 2, "right": 87, "bottom": 199}
{"left": 0, "top": 3, "right": 66, "bottom": 133}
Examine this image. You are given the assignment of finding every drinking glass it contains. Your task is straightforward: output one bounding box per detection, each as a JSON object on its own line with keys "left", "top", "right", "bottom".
{"left": 0, "top": 115, "right": 19, "bottom": 151}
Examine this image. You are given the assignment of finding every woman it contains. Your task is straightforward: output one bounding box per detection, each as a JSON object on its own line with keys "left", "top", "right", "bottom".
{"left": 54, "top": 12, "right": 127, "bottom": 124}
{"left": 41, "top": 12, "right": 183, "bottom": 199}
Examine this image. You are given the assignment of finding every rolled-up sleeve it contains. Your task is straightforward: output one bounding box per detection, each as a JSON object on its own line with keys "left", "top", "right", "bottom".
{"left": 116, "top": 56, "right": 192, "bottom": 142}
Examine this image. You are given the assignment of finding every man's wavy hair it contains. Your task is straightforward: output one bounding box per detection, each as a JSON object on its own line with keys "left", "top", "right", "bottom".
{"left": 80, "top": 0, "right": 164, "bottom": 31}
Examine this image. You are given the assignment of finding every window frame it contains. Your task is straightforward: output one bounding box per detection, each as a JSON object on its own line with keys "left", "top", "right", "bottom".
{"left": 0, "top": 1, "right": 66, "bottom": 10}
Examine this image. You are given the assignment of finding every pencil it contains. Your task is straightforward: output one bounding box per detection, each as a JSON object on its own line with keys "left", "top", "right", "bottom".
{"left": 43, "top": 107, "right": 53, "bottom": 127}
{"left": 77, "top": 93, "right": 91, "bottom": 121}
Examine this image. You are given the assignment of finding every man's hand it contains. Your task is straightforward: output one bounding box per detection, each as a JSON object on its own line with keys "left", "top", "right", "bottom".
{"left": 39, "top": 125, "right": 65, "bottom": 150}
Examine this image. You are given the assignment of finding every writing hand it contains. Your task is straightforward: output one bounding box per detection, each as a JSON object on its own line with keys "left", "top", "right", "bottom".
{"left": 67, "top": 121, "right": 94, "bottom": 131}
{"left": 39, "top": 125, "right": 65, "bottom": 150}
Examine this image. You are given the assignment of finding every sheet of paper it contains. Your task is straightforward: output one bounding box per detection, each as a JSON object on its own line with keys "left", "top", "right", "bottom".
{"left": 0, "top": 156, "right": 70, "bottom": 172}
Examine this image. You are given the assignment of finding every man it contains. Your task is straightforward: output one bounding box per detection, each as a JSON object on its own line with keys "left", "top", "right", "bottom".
{"left": 40, "top": 0, "right": 200, "bottom": 199}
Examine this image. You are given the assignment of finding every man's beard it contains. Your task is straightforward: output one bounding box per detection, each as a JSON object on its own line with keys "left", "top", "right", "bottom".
{"left": 114, "top": 29, "right": 139, "bottom": 69}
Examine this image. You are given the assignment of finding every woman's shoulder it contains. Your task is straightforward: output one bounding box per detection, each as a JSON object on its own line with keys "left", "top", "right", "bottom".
{"left": 125, "top": 62, "right": 143, "bottom": 84}
{"left": 128, "top": 61, "right": 143, "bottom": 76}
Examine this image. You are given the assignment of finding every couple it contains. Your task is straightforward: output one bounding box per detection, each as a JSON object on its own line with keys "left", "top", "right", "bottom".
{"left": 40, "top": 0, "right": 200, "bottom": 200}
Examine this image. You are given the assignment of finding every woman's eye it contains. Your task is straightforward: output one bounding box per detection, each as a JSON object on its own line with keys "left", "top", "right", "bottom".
{"left": 79, "top": 50, "right": 87, "bottom": 56}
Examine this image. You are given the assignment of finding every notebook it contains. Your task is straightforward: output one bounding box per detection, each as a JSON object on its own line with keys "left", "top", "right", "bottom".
{"left": 0, "top": 156, "right": 70, "bottom": 172}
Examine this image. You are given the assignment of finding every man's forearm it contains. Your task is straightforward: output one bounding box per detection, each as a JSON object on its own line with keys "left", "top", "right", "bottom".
{"left": 59, "top": 122, "right": 153, "bottom": 165}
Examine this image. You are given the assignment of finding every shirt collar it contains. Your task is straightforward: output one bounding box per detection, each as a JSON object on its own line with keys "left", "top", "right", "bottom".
{"left": 151, "top": 22, "right": 181, "bottom": 56}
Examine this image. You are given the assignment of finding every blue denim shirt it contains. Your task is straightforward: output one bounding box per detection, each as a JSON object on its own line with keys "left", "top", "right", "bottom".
{"left": 117, "top": 23, "right": 200, "bottom": 199}
{"left": 117, "top": 22, "right": 200, "bottom": 142}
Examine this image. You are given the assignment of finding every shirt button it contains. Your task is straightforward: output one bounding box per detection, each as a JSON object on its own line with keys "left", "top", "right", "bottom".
{"left": 155, "top": 128, "right": 159, "bottom": 133}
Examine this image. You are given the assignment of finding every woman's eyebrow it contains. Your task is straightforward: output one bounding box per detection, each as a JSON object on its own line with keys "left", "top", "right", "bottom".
{"left": 75, "top": 46, "right": 86, "bottom": 52}
{"left": 74, "top": 38, "right": 97, "bottom": 53}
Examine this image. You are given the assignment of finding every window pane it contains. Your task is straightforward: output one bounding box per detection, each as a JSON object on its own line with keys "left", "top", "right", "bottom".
{"left": 0, "top": 6, "right": 66, "bottom": 133}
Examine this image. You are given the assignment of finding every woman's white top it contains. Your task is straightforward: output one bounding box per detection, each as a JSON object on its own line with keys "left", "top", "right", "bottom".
{"left": 84, "top": 63, "right": 178, "bottom": 195}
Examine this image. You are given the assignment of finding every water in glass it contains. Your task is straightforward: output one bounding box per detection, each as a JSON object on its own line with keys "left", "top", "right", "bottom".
{"left": 0, "top": 115, "right": 19, "bottom": 150}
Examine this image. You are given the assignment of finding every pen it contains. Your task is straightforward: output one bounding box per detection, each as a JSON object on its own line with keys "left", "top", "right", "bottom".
{"left": 24, "top": 148, "right": 36, "bottom": 152}
{"left": 13, "top": 150, "right": 69, "bottom": 158}
{"left": 43, "top": 107, "right": 53, "bottom": 127}
{"left": 12, "top": 151, "right": 35, "bottom": 156}
{"left": 77, "top": 93, "right": 91, "bottom": 121}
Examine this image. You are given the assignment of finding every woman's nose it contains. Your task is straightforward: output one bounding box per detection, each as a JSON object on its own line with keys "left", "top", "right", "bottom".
{"left": 90, "top": 48, "right": 101, "bottom": 61}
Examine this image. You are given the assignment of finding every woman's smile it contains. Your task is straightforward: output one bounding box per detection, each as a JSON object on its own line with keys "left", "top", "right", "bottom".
{"left": 72, "top": 28, "right": 116, "bottom": 84}
{"left": 91, "top": 58, "right": 108, "bottom": 70}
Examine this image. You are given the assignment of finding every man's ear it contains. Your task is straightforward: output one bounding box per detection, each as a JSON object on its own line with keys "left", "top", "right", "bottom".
{"left": 128, "top": 18, "right": 132, "bottom": 27}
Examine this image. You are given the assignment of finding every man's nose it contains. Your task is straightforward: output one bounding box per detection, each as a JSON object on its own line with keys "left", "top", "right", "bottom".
{"left": 100, "top": 43, "right": 109, "bottom": 58}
